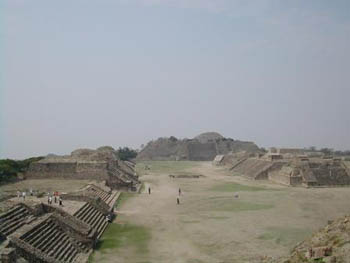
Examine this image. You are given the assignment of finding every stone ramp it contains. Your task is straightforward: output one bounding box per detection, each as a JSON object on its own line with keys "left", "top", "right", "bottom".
{"left": 231, "top": 159, "right": 276, "bottom": 179}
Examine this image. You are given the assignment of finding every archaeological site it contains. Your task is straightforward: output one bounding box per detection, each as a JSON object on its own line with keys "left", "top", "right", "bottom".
{"left": 26, "top": 146, "right": 140, "bottom": 191}
{"left": 214, "top": 148, "right": 350, "bottom": 187}
{"left": 0, "top": 183, "right": 121, "bottom": 263}
{"left": 1, "top": 135, "right": 350, "bottom": 263}
{"left": 137, "top": 132, "right": 261, "bottom": 161}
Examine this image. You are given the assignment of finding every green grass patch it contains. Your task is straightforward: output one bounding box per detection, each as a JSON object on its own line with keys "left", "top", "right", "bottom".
{"left": 210, "top": 182, "right": 270, "bottom": 192}
{"left": 258, "top": 226, "right": 313, "bottom": 246}
{"left": 89, "top": 223, "right": 151, "bottom": 262}
{"left": 136, "top": 161, "right": 199, "bottom": 175}
{"left": 115, "top": 192, "right": 135, "bottom": 209}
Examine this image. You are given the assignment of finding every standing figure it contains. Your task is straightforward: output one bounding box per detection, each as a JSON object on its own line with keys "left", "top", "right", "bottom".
{"left": 30, "top": 188, "right": 33, "bottom": 196}
{"left": 59, "top": 197, "right": 63, "bottom": 206}
{"left": 54, "top": 196, "right": 57, "bottom": 203}
{"left": 17, "top": 191, "right": 20, "bottom": 198}
{"left": 22, "top": 192, "right": 26, "bottom": 201}
{"left": 177, "top": 197, "right": 180, "bottom": 205}
{"left": 148, "top": 187, "right": 151, "bottom": 195}
{"left": 179, "top": 188, "right": 181, "bottom": 196}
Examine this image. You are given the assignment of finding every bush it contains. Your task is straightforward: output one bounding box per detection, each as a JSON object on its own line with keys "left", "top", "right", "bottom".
{"left": 0, "top": 156, "right": 44, "bottom": 183}
{"left": 116, "top": 147, "right": 137, "bottom": 161}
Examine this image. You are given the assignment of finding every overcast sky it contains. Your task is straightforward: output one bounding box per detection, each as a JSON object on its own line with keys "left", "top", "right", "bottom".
{"left": 1, "top": 0, "right": 350, "bottom": 159}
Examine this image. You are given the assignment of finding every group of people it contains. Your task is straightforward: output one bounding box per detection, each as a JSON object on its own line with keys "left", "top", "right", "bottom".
{"left": 48, "top": 192, "right": 63, "bottom": 206}
{"left": 147, "top": 186, "right": 182, "bottom": 205}
{"left": 17, "top": 188, "right": 35, "bottom": 200}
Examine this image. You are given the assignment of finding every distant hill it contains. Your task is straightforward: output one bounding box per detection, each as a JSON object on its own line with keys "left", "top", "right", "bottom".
{"left": 137, "top": 132, "right": 260, "bottom": 161}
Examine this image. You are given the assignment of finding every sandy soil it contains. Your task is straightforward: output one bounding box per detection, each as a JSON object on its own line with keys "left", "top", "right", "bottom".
{"left": 92, "top": 162, "right": 350, "bottom": 263}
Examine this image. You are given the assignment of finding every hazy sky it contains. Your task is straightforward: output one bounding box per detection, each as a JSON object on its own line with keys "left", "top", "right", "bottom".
{"left": 1, "top": 0, "right": 350, "bottom": 159}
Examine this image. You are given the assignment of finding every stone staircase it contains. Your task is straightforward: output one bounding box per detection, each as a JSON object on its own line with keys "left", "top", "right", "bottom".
{"left": 0, "top": 205, "right": 34, "bottom": 237}
{"left": 86, "top": 186, "right": 119, "bottom": 208}
{"left": 18, "top": 218, "right": 87, "bottom": 263}
{"left": 74, "top": 203, "right": 108, "bottom": 239}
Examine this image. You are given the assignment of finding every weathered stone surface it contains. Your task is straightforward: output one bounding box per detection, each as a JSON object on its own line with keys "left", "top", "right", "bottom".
{"left": 137, "top": 132, "right": 260, "bottom": 161}
{"left": 26, "top": 147, "right": 140, "bottom": 191}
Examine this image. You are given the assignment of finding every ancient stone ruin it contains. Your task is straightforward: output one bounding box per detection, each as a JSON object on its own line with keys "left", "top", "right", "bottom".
{"left": 26, "top": 146, "right": 140, "bottom": 191}
{"left": 215, "top": 148, "right": 350, "bottom": 187}
{"left": 137, "top": 132, "right": 260, "bottom": 161}
{"left": 0, "top": 184, "right": 120, "bottom": 263}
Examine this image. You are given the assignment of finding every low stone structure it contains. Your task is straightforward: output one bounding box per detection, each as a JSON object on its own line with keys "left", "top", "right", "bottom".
{"left": 218, "top": 153, "right": 350, "bottom": 187}
{"left": 137, "top": 132, "right": 261, "bottom": 161}
{"left": 26, "top": 146, "right": 140, "bottom": 191}
{"left": 0, "top": 184, "right": 121, "bottom": 263}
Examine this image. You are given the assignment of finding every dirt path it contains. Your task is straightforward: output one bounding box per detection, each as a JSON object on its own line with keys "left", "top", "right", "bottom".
{"left": 98, "top": 161, "right": 350, "bottom": 263}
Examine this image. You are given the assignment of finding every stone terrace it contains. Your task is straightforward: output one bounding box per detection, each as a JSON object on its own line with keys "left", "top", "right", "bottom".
{"left": 0, "top": 184, "right": 121, "bottom": 263}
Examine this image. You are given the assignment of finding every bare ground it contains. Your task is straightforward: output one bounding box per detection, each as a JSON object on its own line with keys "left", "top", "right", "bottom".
{"left": 91, "top": 162, "right": 350, "bottom": 263}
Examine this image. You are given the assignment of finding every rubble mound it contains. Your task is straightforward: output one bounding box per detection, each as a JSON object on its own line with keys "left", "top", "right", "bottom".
{"left": 194, "top": 132, "right": 224, "bottom": 143}
{"left": 280, "top": 215, "right": 350, "bottom": 263}
{"left": 26, "top": 147, "right": 140, "bottom": 191}
{"left": 137, "top": 132, "right": 260, "bottom": 161}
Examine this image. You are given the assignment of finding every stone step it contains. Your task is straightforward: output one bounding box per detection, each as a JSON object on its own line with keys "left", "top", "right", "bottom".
{"left": 0, "top": 208, "right": 27, "bottom": 227}
{"left": 86, "top": 209, "right": 100, "bottom": 226}
{"left": 69, "top": 250, "right": 81, "bottom": 263}
{"left": 44, "top": 231, "right": 65, "bottom": 255}
{"left": 47, "top": 234, "right": 68, "bottom": 257}
{"left": 31, "top": 224, "right": 56, "bottom": 247}
{"left": 66, "top": 245, "right": 79, "bottom": 263}
{"left": 107, "top": 191, "right": 120, "bottom": 208}
{"left": 79, "top": 205, "right": 93, "bottom": 222}
{"left": 0, "top": 206, "right": 25, "bottom": 221}
{"left": 28, "top": 222, "right": 53, "bottom": 244}
{"left": 36, "top": 226, "right": 60, "bottom": 250}
{"left": 74, "top": 203, "right": 89, "bottom": 218}
{"left": 3, "top": 221, "right": 26, "bottom": 236}
{"left": 0, "top": 209, "right": 29, "bottom": 229}
{"left": 81, "top": 205, "right": 95, "bottom": 223}
{"left": 58, "top": 242, "right": 73, "bottom": 261}
{"left": 92, "top": 214, "right": 104, "bottom": 231}
{"left": 63, "top": 245, "right": 76, "bottom": 263}
{"left": 51, "top": 235, "right": 70, "bottom": 259}
{"left": 23, "top": 221, "right": 51, "bottom": 242}
{"left": 40, "top": 228, "right": 61, "bottom": 252}
{"left": 97, "top": 221, "right": 108, "bottom": 239}
{"left": 1, "top": 214, "right": 29, "bottom": 235}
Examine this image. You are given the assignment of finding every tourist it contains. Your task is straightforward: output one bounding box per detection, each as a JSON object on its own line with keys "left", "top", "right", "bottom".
{"left": 49, "top": 196, "right": 52, "bottom": 205}
{"left": 22, "top": 192, "right": 26, "bottom": 201}
{"left": 179, "top": 188, "right": 181, "bottom": 196}
{"left": 148, "top": 187, "right": 151, "bottom": 195}
{"left": 59, "top": 197, "right": 63, "bottom": 206}
{"left": 177, "top": 197, "right": 180, "bottom": 205}
{"left": 30, "top": 188, "right": 33, "bottom": 196}
{"left": 54, "top": 196, "right": 57, "bottom": 203}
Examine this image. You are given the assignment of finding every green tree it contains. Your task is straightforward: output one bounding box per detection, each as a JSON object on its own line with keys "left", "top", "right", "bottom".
{"left": 116, "top": 147, "right": 137, "bottom": 161}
